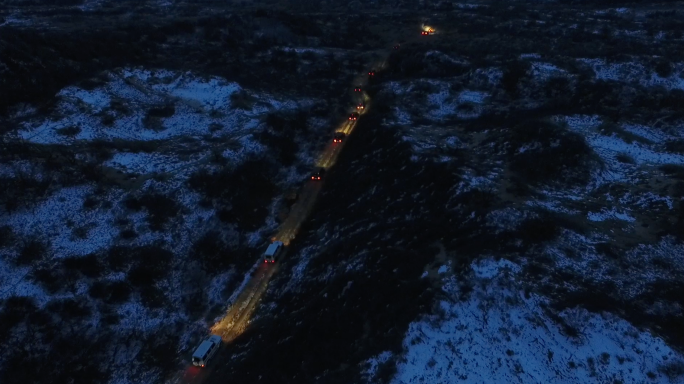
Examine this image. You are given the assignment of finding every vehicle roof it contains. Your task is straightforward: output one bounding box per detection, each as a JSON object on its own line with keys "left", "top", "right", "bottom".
{"left": 264, "top": 241, "right": 282, "bottom": 256}
{"left": 192, "top": 340, "right": 215, "bottom": 358}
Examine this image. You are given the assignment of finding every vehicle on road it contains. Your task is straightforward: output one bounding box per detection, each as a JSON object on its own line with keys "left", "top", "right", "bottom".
{"left": 421, "top": 28, "right": 435, "bottom": 35}
{"left": 192, "top": 335, "right": 222, "bottom": 368}
{"left": 368, "top": 69, "right": 376, "bottom": 77}
{"left": 311, "top": 168, "right": 326, "bottom": 181}
{"left": 348, "top": 112, "right": 359, "bottom": 121}
{"left": 263, "top": 240, "right": 284, "bottom": 263}
{"left": 333, "top": 132, "right": 346, "bottom": 143}
{"left": 354, "top": 87, "right": 362, "bottom": 92}
{"left": 357, "top": 102, "right": 365, "bottom": 110}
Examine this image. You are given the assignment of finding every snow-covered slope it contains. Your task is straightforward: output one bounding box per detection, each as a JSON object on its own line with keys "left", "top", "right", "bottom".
{"left": 368, "top": 259, "right": 684, "bottom": 384}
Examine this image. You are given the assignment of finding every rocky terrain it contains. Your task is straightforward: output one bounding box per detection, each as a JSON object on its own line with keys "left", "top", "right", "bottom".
{"left": 1, "top": 1, "right": 684, "bottom": 384}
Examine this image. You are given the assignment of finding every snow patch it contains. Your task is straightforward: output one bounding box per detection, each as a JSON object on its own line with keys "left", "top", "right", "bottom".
{"left": 388, "top": 259, "right": 683, "bottom": 384}
{"left": 579, "top": 58, "right": 684, "bottom": 90}
{"left": 3, "top": 185, "right": 117, "bottom": 258}
{"left": 587, "top": 208, "right": 636, "bottom": 222}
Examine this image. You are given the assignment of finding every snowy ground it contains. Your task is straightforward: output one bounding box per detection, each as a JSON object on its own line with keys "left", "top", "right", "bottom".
{"left": 357, "top": 44, "right": 684, "bottom": 384}
{"left": 365, "top": 259, "right": 684, "bottom": 384}
{"left": 0, "top": 67, "right": 318, "bottom": 383}
{"left": 577, "top": 59, "right": 684, "bottom": 90}
{"left": 17, "top": 68, "right": 307, "bottom": 145}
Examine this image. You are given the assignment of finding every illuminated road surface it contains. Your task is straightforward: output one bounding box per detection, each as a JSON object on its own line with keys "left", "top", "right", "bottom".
{"left": 168, "top": 59, "right": 382, "bottom": 384}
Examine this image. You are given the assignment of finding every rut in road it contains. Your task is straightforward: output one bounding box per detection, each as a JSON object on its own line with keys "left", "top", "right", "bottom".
{"left": 211, "top": 262, "right": 280, "bottom": 342}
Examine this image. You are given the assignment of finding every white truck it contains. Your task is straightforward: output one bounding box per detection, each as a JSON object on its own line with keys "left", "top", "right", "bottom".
{"left": 263, "top": 241, "right": 284, "bottom": 264}
{"left": 191, "top": 335, "right": 222, "bottom": 368}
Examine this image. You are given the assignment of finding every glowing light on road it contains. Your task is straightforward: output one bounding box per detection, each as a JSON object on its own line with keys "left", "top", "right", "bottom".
{"left": 197, "top": 60, "right": 378, "bottom": 380}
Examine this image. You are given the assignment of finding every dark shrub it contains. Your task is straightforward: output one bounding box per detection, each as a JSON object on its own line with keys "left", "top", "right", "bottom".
{"left": 128, "top": 260, "right": 169, "bottom": 287}
{"left": 375, "top": 357, "right": 398, "bottom": 383}
{"left": 1, "top": 332, "right": 110, "bottom": 384}
{"left": 124, "top": 192, "right": 179, "bottom": 231}
{"left": 0, "top": 296, "right": 37, "bottom": 330}
{"left": 72, "top": 224, "right": 95, "bottom": 240}
{"left": 257, "top": 129, "right": 298, "bottom": 166}
{"left": 105, "top": 243, "right": 172, "bottom": 278}
{"left": 655, "top": 60, "right": 674, "bottom": 78}
{"left": 119, "top": 228, "right": 138, "bottom": 239}
{"left": 190, "top": 231, "right": 232, "bottom": 272}
{"left": 517, "top": 216, "right": 561, "bottom": 245}
{"left": 543, "top": 77, "right": 572, "bottom": 107}
{"left": 0, "top": 225, "right": 15, "bottom": 248}
{"left": 79, "top": 162, "right": 106, "bottom": 184}
{"left": 100, "top": 113, "right": 116, "bottom": 126}
{"left": 45, "top": 298, "right": 91, "bottom": 320}
{"left": 140, "top": 285, "right": 167, "bottom": 309}
{"left": 616, "top": 153, "right": 635, "bottom": 164}
{"left": 146, "top": 104, "right": 175, "bottom": 118}
{"left": 89, "top": 280, "right": 131, "bottom": 304}
{"left": 82, "top": 196, "right": 99, "bottom": 210}
{"left": 658, "top": 360, "right": 684, "bottom": 380}
{"left": 55, "top": 126, "right": 81, "bottom": 137}
{"left": 501, "top": 60, "right": 531, "bottom": 97}
{"left": 188, "top": 159, "right": 276, "bottom": 230}
{"left": 659, "top": 164, "right": 684, "bottom": 180}
{"left": 230, "top": 90, "right": 255, "bottom": 110}
{"left": 0, "top": 177, "right": 51, "bottom": 213}
{"left": 449, "top": 189, "right": 498, "bottom": 216}
{"left": 30, "top": 266, "right": 79, "bottom": 294}
{"left": 140, "top": 334, "right": 180, "bottom": 374}
{"left": 105, "top": 246, "right": 133, "bottom": 272}
{"left": 259, "top": 111, "right": 307, "bottom": 165}
{"left": 508, "top": 121, "right": 596, "bottom": 186}
{"left": 62, "top": 254, "right": 103, "bottom": 278}
{"left": 16, "top": 239, "right": 48, "bottom": 266}
{"left": 87, "top": 281, "right": 108, "bottom": 300}
{"left": 595, "top": 242, "right": 621, "bottom": 260}
{"left": 665, "top": 140, "right": 684, "bottom": 154}
{"left": 124, "top": 195, "right": 143, "bottom": 211}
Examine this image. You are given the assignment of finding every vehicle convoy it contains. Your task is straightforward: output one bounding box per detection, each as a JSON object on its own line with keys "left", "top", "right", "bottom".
{"left": 421, "top": 28, "right": 434, "bottom": 35}
{"left": 263, "top": 241, "right": 284, "bottom": 263}
{"left": 348, "top": 112, "right": 359, "bottom": 121}
{"left": 191, "top": 335, "right": 222, "bottom": 367}
{"left": 333, "top": 132, "right": 346, "bottom": 143}
{"left": 311, "top": 168, "right": 325, "bottom": 181}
